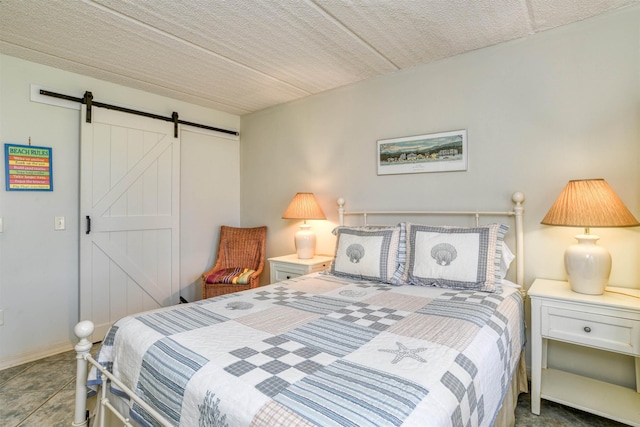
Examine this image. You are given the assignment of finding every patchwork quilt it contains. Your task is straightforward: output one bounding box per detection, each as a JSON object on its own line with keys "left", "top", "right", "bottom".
{"left": 89, "top": 272, "right": 524, "bottom": 427}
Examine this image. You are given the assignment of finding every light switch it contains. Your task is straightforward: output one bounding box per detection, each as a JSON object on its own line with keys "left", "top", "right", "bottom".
{"left": 55, "top": 216, "right": 65, "bottom": 230}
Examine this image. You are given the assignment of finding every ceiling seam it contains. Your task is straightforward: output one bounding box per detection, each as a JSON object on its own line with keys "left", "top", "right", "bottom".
{"left": 0, "top": 40, "right": 252, "bottom": 115}
{"left": 522, "top": 0, "right": 538, "bottom": 33}
{"left": 83, "top": 0, "right": 313, "bottom": 97}
{"left": 307, "top": 0, "right": 400, "bottom": 70}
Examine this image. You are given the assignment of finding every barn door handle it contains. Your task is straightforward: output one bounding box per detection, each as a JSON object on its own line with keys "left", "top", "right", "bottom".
{"left": 86, "top": 216, "right": 91, "bottom": 234}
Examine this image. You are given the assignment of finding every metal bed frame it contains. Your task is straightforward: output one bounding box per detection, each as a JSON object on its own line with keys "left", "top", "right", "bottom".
{"left": 337, "top": 191, "right": 525, "bottom": 296}
{"left": 73, "top": 191, "right": 525, "bottom": 427}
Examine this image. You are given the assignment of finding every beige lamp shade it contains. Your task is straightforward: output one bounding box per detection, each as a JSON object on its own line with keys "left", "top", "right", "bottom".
{"left": 541, "top": 179, "right": 639, "bottom": 229}
{"left": 541, "top": 179, "right": 639, "bottom": 295}
{"left": 282, "top": 193, "right": 326, "bottom": 259}
{"left": 282, "top": 193, "right": 326, "bottom": 220}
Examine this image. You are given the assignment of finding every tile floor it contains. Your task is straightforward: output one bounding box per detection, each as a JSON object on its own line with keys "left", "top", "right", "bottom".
{"left": 0, "top": 349, "right": 81, "bottom": 426}
{"left": 513, "top": 389, "right": 630, "bottom": 427}
{"left": 0, "top": 347, "right": 632, "bottom": 426}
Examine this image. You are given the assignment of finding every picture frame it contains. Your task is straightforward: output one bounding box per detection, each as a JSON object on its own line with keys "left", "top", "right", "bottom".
{"left": 4, "top": 143, "right": 53, "bottom": 191}
{"left": 377, "top": 129, "right": 467, "bottom": 175}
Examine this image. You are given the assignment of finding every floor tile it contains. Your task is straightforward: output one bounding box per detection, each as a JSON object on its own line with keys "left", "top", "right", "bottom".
{"left": 0, "top": 363, "right": 34, "bottom": 386}
{"left": 0, "top": 359, "right": 76, "bottom": 394}
{"left": 0, "top": 390, "right": 52, "bottom": 426}
{"left": 17, "top": 388, "right": 75, "bottom": 427}
{"left": 37, "top": 350, "right": 77, "bottom": 366}
{"left": 515, "top": 390, "right": 629, "bottom": 426}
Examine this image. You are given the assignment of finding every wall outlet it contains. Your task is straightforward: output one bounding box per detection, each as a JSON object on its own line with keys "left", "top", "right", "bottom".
{"left": 55, "top": 216, "right": 65, "bottom": 230}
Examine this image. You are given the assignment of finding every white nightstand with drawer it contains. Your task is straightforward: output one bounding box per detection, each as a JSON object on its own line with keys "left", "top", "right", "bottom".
{"left": 268, "top": 254, "right": 333, "bottom": 283}
{"left": 529, "top": 278, "right": 640, "bottom": 426}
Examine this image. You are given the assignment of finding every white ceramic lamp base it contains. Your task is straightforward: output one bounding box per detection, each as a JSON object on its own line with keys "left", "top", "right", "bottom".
{"left": 564, "top": 234, "right": 611, "bottom": 295}
{"left": 295, "top": 223, "right": 316, "bottom": 259}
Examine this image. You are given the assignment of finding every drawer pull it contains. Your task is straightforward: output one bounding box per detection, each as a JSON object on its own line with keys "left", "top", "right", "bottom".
{"left": 583, "top": 326, "right": 591, "bottom": 333}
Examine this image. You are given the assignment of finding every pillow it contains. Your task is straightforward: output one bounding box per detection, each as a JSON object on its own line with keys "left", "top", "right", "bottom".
{"left": 404, "top": 223, "right": 509, "bottom": 292}
{"left": 500, "top": 242, "right": 515, "bottom": 279}
{"left": 390, "top": 223, "right": 514, "bottom": 285}
{"left": 389, "top": 221, "right": 407, "bottom": 285}
{"left": 205, "top": 267, "right": 255, "bottom": 284}
{"left": 330, "top": 226, "right": 401, "bottom": 283}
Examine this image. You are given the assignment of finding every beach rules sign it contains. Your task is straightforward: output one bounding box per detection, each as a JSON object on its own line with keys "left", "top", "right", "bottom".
{"left": 4, "top": 143, "right": 53, "bottom": 191}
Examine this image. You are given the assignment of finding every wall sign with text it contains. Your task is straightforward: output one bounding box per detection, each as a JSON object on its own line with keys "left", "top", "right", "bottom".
{"left": 4, "top": 143, "right": 53, "bottom": 191}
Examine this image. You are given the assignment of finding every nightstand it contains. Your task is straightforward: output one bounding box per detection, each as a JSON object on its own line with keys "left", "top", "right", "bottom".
{"left": 529, "top": 278, "right": 640, "bottom": 426}
{"left": 268, "top": 254, "right": 333, "bottom": 283}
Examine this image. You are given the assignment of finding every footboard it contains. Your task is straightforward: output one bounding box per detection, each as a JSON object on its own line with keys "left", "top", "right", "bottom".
{"left": 73, "top": 321, "right": 92, "bottom": 427}
{"left": 73, "top": 320, "right": 172, "bottom": 427}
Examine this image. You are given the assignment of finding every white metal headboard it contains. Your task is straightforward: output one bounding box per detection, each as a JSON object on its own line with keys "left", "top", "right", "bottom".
{"left": 337, "top": 192, "right": 525, "bottom": 296}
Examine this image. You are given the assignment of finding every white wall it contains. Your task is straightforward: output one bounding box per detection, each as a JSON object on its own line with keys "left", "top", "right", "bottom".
{"left": 0, "top": 54, "right": 240, "bottom": 368}
{"left": 240, "top": 7, "right": 640, "bottom": 385}
{"left": 180, "top": 128, "right": 240, "bottom": 301}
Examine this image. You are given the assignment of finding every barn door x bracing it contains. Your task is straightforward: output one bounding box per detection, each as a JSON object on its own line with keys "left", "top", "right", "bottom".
{"left": 80, "top": 105, "right": 180, "bottom": 341}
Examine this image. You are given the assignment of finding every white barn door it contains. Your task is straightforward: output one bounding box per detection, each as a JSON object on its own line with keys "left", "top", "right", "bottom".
{"left": 80, "top": 105, "right": 180, "bottom": 341}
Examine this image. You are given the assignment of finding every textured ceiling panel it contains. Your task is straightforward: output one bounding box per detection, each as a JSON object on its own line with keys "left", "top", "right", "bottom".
{"left": 0, "top": 1, "right": 310, "bottom": 113}
{"left": 0, "top": 0, "right": 636, "bottom": 115}
{"left": 94, "top": 0, "right": 398, "bottom": 93}
{"left": 0, "top": 40, "right": 250, "bottom": 115}
{"left": 314, "top": 0, "right": 534, "bottom": 68}
{"left": 528, "top": 0, "right": 635, "bottom": 30}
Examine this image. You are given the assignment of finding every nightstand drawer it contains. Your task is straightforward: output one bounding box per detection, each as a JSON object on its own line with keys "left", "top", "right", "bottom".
{"left": 542, "top": 306, "right": 639, "bottom": 355}
{"left": 273, "top": 268, "right": 303, "bottom": 282}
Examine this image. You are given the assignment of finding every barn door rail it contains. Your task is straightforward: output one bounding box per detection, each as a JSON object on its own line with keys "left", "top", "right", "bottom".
{"left": 39, "top": 90, "right": 239, "bottom": 138}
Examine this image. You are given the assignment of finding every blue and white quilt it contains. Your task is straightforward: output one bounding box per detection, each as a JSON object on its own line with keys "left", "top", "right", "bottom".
{"left": 89, "top": 272, "right": 524, "bottom": 427}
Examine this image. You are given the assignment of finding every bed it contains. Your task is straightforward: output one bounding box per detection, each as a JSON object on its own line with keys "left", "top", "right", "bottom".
{"left": 73, "top": 192, "right": 527, "bottom": 427}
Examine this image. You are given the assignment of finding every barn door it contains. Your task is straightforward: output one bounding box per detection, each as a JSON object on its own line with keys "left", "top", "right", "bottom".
{"left": 79, "top": 105, "right": 180, "bottom": 341}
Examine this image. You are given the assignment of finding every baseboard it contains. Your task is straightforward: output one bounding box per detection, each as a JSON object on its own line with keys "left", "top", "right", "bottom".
{"left": 0, "top": 340, "right": 74, "bottom": 371}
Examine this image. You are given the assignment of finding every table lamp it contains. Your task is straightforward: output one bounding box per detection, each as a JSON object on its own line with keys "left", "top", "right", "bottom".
{"left": 541, "top": 179, "right": 639, "bottom": 294}
{"left": 282, "top": 193, "right": 326, "bottom": 259}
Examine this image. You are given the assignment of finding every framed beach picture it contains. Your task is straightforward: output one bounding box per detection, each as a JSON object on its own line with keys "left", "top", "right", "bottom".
{"left": 377, "top": 129, "right": 467, "bottom": 175}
